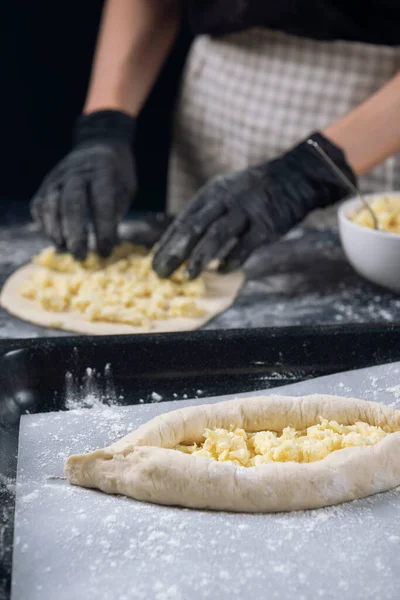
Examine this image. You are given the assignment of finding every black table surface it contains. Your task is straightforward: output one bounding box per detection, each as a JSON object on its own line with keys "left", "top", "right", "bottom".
{"left": 1, "top": 201, "right": 400, "bottom": 339}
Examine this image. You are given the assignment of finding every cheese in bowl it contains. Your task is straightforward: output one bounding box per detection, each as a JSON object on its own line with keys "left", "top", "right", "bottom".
{"left": 338, "top": 193, "right": 400, "bottom": 294}
{"left": 350, "top": 195, "right": 400, "bottom": 234}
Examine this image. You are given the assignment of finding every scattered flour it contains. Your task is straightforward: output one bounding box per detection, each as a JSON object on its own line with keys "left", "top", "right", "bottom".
{"left": 6, "top": 362, "right": 400, "bottom": 599}
{"left": 10, "top": 390, "right": 400, "bottom": 600}
{"left": 19, "top": 490, "right": 39, "bottom": 504}
{"left": 64, "top": 364, "right": 118, "bottom": 411}
{"left": 386, "top": 385, "right": 400, "bottom": 408}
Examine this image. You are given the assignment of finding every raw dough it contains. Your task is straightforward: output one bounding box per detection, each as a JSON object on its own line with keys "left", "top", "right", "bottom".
{"left": 65, "top": 394, "right": 400, "bottom": 512}
{"left": 0, "top": 244, "right": 244, "bottom": 335}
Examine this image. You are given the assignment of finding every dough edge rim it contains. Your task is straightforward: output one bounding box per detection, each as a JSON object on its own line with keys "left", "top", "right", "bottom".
{"left": 64, "top": 394, "right": 400, "bottom": 512}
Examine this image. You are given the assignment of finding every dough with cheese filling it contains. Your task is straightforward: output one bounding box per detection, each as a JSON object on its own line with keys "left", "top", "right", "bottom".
{"left": 65, "top": 395, "right": 400, "bottom": 513}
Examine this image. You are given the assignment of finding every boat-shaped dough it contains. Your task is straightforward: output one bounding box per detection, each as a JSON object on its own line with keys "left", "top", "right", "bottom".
{"left": 65, "top": 395, "right": 400, "bottom": 512}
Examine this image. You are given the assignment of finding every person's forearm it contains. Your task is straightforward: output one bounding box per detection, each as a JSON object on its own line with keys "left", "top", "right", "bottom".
{"left": 84, "top": 0, "right": 180, "bottom": 116}
{"left": 323, "top": 71, "right": 400, "bottom": 176}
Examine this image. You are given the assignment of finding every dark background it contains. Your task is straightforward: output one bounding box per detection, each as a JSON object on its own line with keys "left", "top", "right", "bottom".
{"left": 1, "top": 2, "right": 192, "bottom": 212}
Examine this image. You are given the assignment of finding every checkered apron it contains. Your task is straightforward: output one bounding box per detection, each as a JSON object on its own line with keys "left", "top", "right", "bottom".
{"left": 167, "top": 28, "right": 400, "bottom": 222}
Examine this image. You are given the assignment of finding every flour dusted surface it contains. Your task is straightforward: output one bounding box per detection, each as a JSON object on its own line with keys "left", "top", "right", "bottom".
{"left": 12, "top": 380, "right": 400, "bottom": 600}
{"left": 2, "top": 220, "right": 400, "bottom": 339}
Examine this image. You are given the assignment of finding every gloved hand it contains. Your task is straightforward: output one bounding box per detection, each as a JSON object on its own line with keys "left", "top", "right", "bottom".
{"left": 31, "top": 110, "right": 137, "bottom": 259}
{"left": 120, "top": 213, "right": 174, "bottom": 249}
{"left": 152, "top": 132, "right": 356, "bottom": 279}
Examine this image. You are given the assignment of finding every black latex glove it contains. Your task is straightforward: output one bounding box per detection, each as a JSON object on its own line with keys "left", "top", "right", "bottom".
{"left": 152, "top": 132, "right": 356, "bottom": 279}
{"left": 120, "top": 213, "right": 174, "bottom": 249}
{"left": 31, "top": 110, "right": 136, "bottom": 259}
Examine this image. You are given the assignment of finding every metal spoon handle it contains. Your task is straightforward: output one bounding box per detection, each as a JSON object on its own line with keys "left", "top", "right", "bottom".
{"left": 307, "top": 138, "right": 379, "bottom": 230}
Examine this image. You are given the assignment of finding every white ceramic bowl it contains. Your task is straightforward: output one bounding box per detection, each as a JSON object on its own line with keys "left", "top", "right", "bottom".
{"left": 338, "top": 193, "right": 400, "bottom": 293}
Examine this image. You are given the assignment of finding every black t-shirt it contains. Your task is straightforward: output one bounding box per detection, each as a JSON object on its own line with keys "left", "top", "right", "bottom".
{"left": 186, "top": 1, "right": 400, "bottom": 46}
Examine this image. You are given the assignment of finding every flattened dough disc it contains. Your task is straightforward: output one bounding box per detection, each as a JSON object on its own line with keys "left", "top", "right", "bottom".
{"left": 0, "top": 263, "right": 244, "bottom": 335}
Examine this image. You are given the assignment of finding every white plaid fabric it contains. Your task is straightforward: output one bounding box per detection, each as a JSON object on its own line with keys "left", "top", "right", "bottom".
{"left": 167, "top": 28, "right": 400, "bottom": 217}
